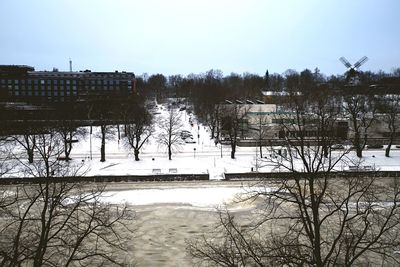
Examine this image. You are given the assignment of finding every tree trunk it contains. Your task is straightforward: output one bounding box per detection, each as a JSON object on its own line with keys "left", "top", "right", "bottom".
{"left": 168, "top": 145, "right": 172, "bottom": 160}
{"left": 385, "top": 129, "right": 394, "bottom": 157}
{"left": 28, "top": 150, "right": 34, "bottom": 164}
{"left": 64, "top": 141, "right": 71, "bottom": 161}
{"left": 230, "top": 143, "right": 236, "bottom": 159}
{"left": 134, "top": 149, "right": 140, "bottom": 161}
{"left": 100, "top": 126, "right": 106, "bottom": 162}
{"left": 117, "top": 124, "right": 120, "bottom": 141}
{"left": 386, "top": 141, "right": 392, "bottom": 158}
{"left": 210, "top": 124, "right": 215, "bottom": 139}
{"left": 354, "top": 132, "right": 362, "bottom": 158}
{"left": 356, "top": 146, "right": 362, "bottom": 158}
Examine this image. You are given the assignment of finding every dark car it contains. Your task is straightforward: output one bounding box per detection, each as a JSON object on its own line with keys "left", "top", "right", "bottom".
{"left": 331, "top": 144, "right": 344, "bottom": 150}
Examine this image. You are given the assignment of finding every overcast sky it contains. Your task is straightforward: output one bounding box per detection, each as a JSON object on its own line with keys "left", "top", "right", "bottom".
{"left": 1, "top": 0, "right": 399, "bottom": 77}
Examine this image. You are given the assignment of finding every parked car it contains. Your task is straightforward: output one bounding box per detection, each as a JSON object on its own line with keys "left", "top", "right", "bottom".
{"left": 331, "top": 144, "right": 344, "bottom": 150}
{"left": 180, "top": 130, "right": 193, "bottom": 139}
{"left": 184, "top": 137, "right": 196, "bottom": 143}
{"left": 181, "top": 134, "right": 193, "bottom": 140}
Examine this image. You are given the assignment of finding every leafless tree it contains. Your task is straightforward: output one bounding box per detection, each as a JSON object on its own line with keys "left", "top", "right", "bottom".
{"left": 0, "top": 136, "right": 14, "bottom": 177}
{"left": 157, "top": 108, "right": 183, "bottom": 160}
{"left": 124, "top": 108, "right": 154, "bottom": 161}
{"left": 220, "top": 104, "right": 250, "bottom": 159}
{"left": 57, "top": 123, "right": 88, "bottom": 161}
{"left": 250, "top": 111, "right": 270, "bottom": 159}
{"left": 206, "top": 104, "right": 221, "bottom": 140}
{"left": 343, "top": 95, "right": 377, "bottom": 158}
{"left": 377, "top": 95, "right": 400, "bottom": 157}
{"left": 188, "top": 94, "right": 400, "bottom": 266}
{"left": 0, "top": 131, "right": 135, "bottom": 266}
{"left": 13, "top": 134, "right": 36, "bottom": 164}
{"left": 96, "top": 125, "right": 115, "bottom": 162}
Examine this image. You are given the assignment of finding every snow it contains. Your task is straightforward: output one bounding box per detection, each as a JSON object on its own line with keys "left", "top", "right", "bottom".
{"left": 101, "top": 186, "right": 253, "bottom": 208}
{"left": 3, "top": 103, "right": 400, "bottom": 179}
{"left": 61, "top": 104, "right": 400, "bottom": 179}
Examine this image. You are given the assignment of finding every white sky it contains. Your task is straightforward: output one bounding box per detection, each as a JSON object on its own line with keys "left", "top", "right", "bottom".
{"left": 1, "top": 0, "right": 399, "bottom": 76}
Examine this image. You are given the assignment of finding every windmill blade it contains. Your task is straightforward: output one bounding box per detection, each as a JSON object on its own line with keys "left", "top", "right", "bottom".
{"left": 354, "top": 56, "right": 368, "bottom": 69}
{"left": 339, "top": 57, "right": 352, "bottom": 68}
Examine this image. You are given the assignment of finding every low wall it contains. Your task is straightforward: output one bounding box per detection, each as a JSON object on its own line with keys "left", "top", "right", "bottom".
{"left": 0, "top": 173, "right": 210, "bottom": 185}
{"left": 225, "top": 171, "right": 400, "bottom": 180}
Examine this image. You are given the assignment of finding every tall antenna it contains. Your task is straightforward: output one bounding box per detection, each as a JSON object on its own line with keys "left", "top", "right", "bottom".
{"left": 69, "top": 58, "right": 72, "bottom": 72}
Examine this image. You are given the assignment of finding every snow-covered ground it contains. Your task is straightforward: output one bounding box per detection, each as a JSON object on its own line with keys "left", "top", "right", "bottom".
{"left": 101, "top": 185, "right": 256, "bottom": 209}
{"left": 3, "top": 103, "right": 400, "bottom": 180}
{"left": 65, "top": 104, "right": 400, "bottom": 180}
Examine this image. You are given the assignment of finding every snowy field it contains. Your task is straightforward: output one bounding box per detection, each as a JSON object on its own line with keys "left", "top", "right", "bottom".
{"left": 2, "top": 104, "right": 400, "bottom": 180}
{"left": 64, "top": 104, "right": 400, "bottom": 180}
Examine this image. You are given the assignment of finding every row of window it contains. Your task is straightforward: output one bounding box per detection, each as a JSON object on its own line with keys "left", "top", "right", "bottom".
{"left": 0, "top": 79, "right": 132, "bottom": 86}
{"left": 7, "top": 86, "right": 130, "bottom": 95}
{"left": 14, "top": 90, "right": 78, "bottom": 97}
{"left": 1, "top": 82, "right": 132, "bottom": 94}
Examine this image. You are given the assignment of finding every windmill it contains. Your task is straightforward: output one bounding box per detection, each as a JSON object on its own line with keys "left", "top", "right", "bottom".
{"left": 339, "top": 56, "right": 368, "bottom": 85}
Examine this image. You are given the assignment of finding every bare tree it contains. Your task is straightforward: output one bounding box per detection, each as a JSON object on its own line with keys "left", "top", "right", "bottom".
{"left": 0, "top": 136, "right": 14, "bottom": 177}
{"left": 57, "top": 122, "right": 87, "bottom": 161}
{"left": 206, "top": 104, "right": 221, "bottom": 140}
{"left": 124, "top": 108, "right": 154, "bottom": 161}
{"left": 157, "top": 108, "right": 183, "bottom": 160}
{"left": 188, "top": 94, "right": 400, "bottom": 266}
{"left": 220, "top": 104, "right": 249, "bottom": 159}
{"left": 377, "top": 95, "right": 400, "bottom": 157}
{"left": 343, "top": 95, "right": 377, "bottom": 158}
{"left": 0, "top": 131, "right": 135, "bottom": 266}
{"left": 251, "top": 110, "right": 270, "bottom": 158}
{"left": 187, "top": 211, "right": 262, "bottom": 267}
{"left": 13, "top": 134, "right": 36, "bottom": 164}
{"left": 96, "top": 125, "right": 115, "bottom": 162}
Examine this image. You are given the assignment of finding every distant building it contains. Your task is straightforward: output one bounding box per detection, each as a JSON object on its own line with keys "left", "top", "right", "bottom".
{"left": 219, "top": 100, "right": 349, "bottom": 145}
{"left": 261, "top": 90, "right": 303, "bottom": 104}
{"left": 0, "top": 65, "right": 136, "bottom": 103}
